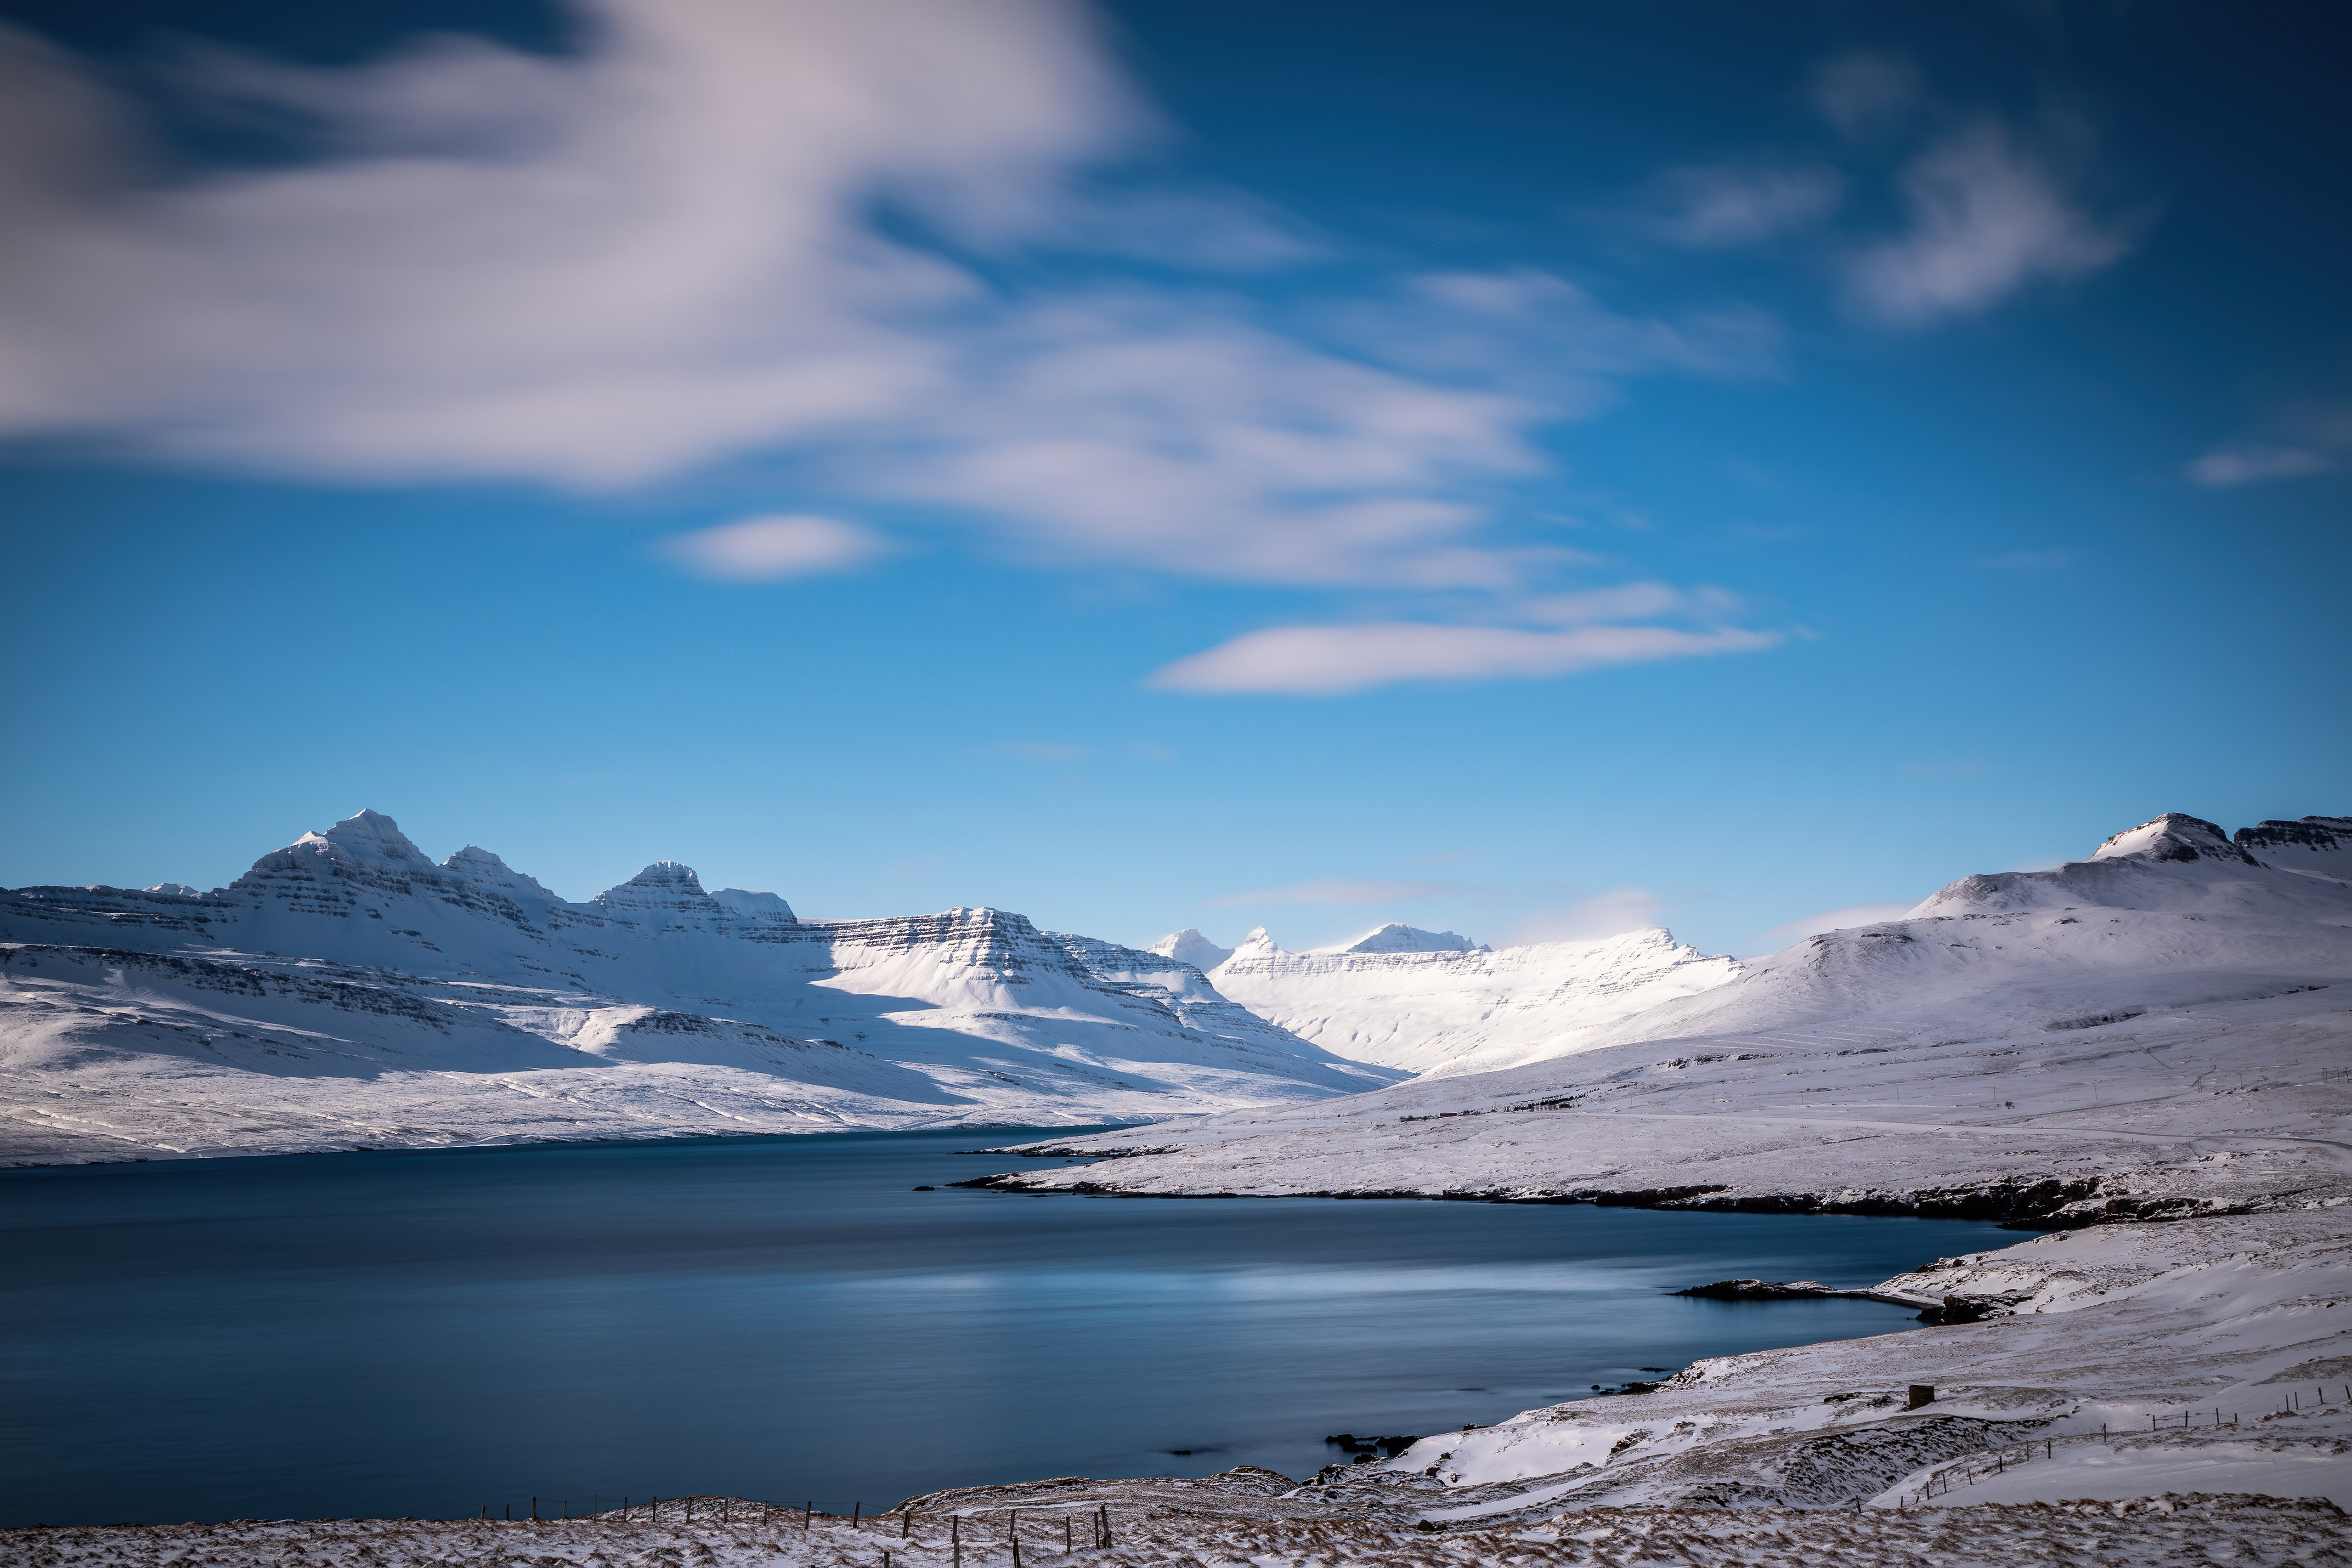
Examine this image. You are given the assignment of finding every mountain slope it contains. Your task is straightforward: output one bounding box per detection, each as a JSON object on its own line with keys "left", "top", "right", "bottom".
{"left": 1200, "top": 924, "right": 1742, "bottom": 1077}
{"left": 0, "top": 810, "right": 1397, "bottom": 1165}
{"left": 974, "top": 811, "right": 2352, "bottom": 1224}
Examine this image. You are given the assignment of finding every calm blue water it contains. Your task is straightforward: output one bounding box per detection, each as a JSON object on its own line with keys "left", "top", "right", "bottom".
{"left": 1, "top": 1130, "right": 2018, "bottom": 1526}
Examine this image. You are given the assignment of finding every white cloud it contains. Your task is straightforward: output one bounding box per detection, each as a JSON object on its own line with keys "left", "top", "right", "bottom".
{"left": 0, "top": 0, "right": 1769, "bottom": 614}
{"left": 1332, "top": 269, "right": 1784, "bottom": 394}
{"left": 0, "top": 2, "right": 1125, "bottom": 483}
{"left": 1509, "top": 889, "right": 1667, "bottom": 944}
{"left": 1848, "top": 120, "right": 2132, "bottom": 325}
{"left": 2185, "top": 444, "right": 2337, "bottom": 488}
{"left": 1748, "top": 901, "right": 1917, "bottom": 954}
{"left": 1148, "top": 622, "right": 1780, "bottom": 697}
{"left": 1517, "top": 580, "right": 1744, "bottom": 625}
{"left": 1206, "top": 879, "right": 1463, "bottom": 908}
{"left": 658, "top": 514, "right": 890, "bottom": 579}
{"left": 1641, "top": 162, "right": 1844, "bottom": 249}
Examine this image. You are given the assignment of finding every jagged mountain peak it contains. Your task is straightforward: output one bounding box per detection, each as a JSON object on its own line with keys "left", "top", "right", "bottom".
{"left": 294, "top": 808, "right": 433, "bottom": 867}
{"left": 593, "top": 860, "right": 721, "bottom": 917}
{"left": 1227, "top": 927, "right": 1286, "bottom": 962}
{"left": 1149, "top": 928, "right": 1235, "bottom": 971}
{"left": 2090, "top": 812, "right": 2255, "bottom": 866}
{"left": 1310, "top": 922, "right": 1481, "bottom": 955}
{"left": 442, "top": 845, "right": 562, "bottom": 904}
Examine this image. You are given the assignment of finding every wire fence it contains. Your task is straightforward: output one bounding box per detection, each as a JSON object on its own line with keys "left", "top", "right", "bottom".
{"left": 1900, "top": 1382, "right": 2348, "bottom": 1507}
{"left": 438, "top": 1494, "right": 1122, "bottom": 1562}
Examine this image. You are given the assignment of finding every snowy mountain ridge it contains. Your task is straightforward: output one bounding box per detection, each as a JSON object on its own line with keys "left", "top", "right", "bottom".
{"left": 978, "top": 809, "right": 2352, "bottom": 1224}
{"left": 0, "top": 809, "right": 1398, "bottom": 1165}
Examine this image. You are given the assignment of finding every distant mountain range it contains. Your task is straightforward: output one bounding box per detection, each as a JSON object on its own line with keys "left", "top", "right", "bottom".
{"left": 6, "top": 808, "right": 2344, "bottom": 1169}
{"left": 0, "top": 809, "right": 1396, "bottom": 1163}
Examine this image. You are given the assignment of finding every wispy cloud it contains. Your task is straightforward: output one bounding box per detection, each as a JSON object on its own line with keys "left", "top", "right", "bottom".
{"left": 0, "top": 0, "right": 1779, "bottom": 653}
{"left": 2185, "top": 444, "right": 2336, "bottom": 488}
{"left": 1637, "top": 161, "right": 1844, "bottom": 249}
{"left": 1811, "top": 51, "right": 1924, "bottom": 141}
{"left": 1974, "top": 548, "right": 2073, "bottom": 572}
{"left": 1848, "top": 119, "right": 2133, "bottom": 325}
{"left": 1206, "top": 878, "right": 1466, "bottom": 907}
{"left": 1148, "top": 621, "right": 1779, "bottom": 697}
{"left": 1507, "top": 888, "right": 1667, "bottom": 944}
{"left": 658, "top": 514, "right": 892, "bottom": 579}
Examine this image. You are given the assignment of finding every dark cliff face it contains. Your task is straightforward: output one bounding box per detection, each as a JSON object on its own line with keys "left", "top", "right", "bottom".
{"left": 2236, "top": 815, "right": 2352, "bottom": 859}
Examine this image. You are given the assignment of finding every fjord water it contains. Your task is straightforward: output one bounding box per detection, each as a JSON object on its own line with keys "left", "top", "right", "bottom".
{"left": 2, "top": 1132, "right": 2018, "bottom": 1525}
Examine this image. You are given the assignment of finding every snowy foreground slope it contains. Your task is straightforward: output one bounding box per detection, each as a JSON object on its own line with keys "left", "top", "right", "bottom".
{"left": 0, "top": 811, "right": 1395, "bottom": 1164}
{"left": 1194, "top": 923, "right": 1742, "bottom": 1077}
{"left": 13, "top": 1487, "right": 2349, "bottom": 1568}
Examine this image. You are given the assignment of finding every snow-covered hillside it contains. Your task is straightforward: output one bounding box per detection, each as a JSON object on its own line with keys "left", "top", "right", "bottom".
{"left": 0, "top": 811, "right": 1397, "bottom": 1165}
{"left": 977, "top": 813, "right": 2352, "bottom": 1223}
{"left": 1198, "top": 923, "right": 1742, "bottom": 1077}
{"left": 949, "top": 813, "right": 2352, "bottom": 1533}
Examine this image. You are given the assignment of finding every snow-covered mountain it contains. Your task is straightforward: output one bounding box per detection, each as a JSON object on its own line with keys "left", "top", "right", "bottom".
{"left": 1148, "top": 928, "right": 1236, "bottom": 971}
{"left": 1187, "top": 923, "right": 1741, "bottom": 1077}
{"left": 1305, "top": 923, "right": 1481, "bottom": 955}
{"left": 0, "top": 810, "right": 1398, "bottom": 1165}
{"left": 976, "top": 811, "right": 2352, "bottom": 1224}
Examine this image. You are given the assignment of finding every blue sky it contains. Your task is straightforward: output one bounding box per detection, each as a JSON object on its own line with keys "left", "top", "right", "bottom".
{"left": 1, "top": 0, "right": 2345, "bottom": 957}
